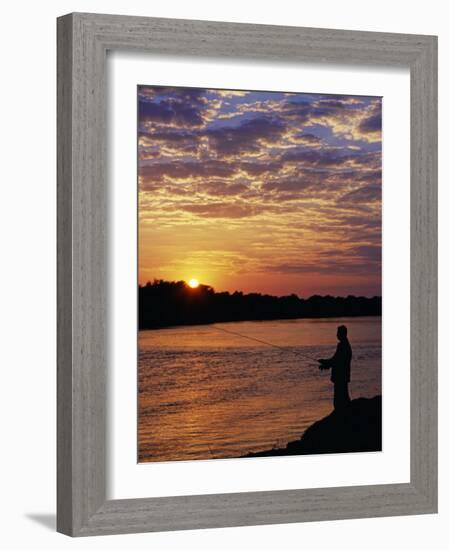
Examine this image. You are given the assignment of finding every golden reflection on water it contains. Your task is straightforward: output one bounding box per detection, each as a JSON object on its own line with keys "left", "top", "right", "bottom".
{"left": 138, "top": 317, "right": 381, "bottom": 462}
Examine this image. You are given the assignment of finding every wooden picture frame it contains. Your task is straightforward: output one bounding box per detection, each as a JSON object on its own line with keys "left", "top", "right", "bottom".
{"left": 57, "top": 12, "right": 437, "bottom": 536}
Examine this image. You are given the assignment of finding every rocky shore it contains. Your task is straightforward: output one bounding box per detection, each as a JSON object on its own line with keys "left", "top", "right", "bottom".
{"left": 244, "top": 396, "right": 382, "bottom": 458}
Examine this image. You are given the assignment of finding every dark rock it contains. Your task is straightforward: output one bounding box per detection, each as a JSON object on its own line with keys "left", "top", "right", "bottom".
{"left": 244, "top": 396, "right": 381, "bottom": 458}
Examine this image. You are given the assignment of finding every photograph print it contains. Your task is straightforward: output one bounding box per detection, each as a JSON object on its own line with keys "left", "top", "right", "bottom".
{"left": 137, "top": 85, "right": 382, "bottom": 463}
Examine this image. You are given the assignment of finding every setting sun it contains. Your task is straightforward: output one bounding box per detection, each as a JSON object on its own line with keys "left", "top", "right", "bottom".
{"left": 188, "top": 278, "right": 199, "bottom": 288}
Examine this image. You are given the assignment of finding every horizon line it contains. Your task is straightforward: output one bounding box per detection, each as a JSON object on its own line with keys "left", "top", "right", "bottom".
{"left": 139, "top": 279, "right": 381, "bottom": 300}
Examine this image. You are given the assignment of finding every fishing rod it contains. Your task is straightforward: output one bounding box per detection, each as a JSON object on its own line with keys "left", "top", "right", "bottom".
{"left": 210, "top": 325, "right": 318, "bottom": 361}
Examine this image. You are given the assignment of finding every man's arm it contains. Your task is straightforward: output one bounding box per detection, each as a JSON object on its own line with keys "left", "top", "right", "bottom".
{"left": 318, "top": 358, "right": 331, "bottom": 370}
{"left": 318, "top": 343, "right": 341, "bottom": 370}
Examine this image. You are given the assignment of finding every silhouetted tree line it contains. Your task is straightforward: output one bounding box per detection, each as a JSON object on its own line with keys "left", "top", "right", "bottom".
{"left": 139, "top": 280, "right": 381, "bottom": 330}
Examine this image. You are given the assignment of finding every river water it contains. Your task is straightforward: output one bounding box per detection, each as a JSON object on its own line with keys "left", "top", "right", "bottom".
{"left": 138, "top": 317, "right": 381, "bottom": 462}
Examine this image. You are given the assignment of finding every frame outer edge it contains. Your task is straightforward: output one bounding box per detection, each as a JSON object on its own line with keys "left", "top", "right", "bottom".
{"left": 57, "top": 13, "right": 75, "bottom": 536}
{"left": 75, "top": 484, "right": 425, "bottom": 536}
{"left": 57, "top": 12, "right": 109, "bottom": 535}
{"left": 73, "top": 12, "right": 108, "bottom": 533}
{"left": 410, "top": 36, "right": 438, "bottom": 510}
{"left": 76, "top": 12, "right": 428, "bottom": 66}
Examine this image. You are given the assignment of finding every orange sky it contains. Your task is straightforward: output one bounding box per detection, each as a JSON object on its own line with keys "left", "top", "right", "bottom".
{"left": 138, "top": 86, "right": 381, "bottom": 297}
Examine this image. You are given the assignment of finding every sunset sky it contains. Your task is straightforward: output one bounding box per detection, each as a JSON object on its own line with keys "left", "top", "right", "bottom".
{"left": 138, "top": 86, "right": 381, "bottom": 297}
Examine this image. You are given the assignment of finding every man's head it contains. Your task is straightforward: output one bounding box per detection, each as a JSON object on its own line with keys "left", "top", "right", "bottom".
{"left": 337, "top": 325, "right": 348, "bottom": 341}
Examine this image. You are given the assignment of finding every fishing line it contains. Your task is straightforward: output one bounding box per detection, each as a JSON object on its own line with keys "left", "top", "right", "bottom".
{"left": 210, "top": 325, "right": 318, "bottom": 361}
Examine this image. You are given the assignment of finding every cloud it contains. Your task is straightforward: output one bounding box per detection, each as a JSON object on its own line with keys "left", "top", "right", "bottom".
{"left": 213, "top": 90, "right": 252, "bottom": 98}
{"left": 279, "top": 96, "right": 382, "bottom": 143}
{"left": 197, "top": 181, "right": 250, "bottom": 197}
{"left": 359, "top": 112, "right": 382, "bottom": 133}
{"left": 351, "top": 245, "right": 381, "bottom": 262}
{"left": 260, "top": 240, "right": 381, "bottom": 277}
{"left": 282, "top": 148, "right": 355, "bottom": 167}
{"left": 139, "top": 130, "right": 200, "bottom": 157}
{"left": 178, "top": 202, "right": 265, "bottom": 218}
{"left": 204, "top": 116, "right": 286, "bottom": 156}
{"left": 339, "top": 184, "right": 381, "bottom": 203}
{"left": 263, "top": 175, "right": 320, "bottom": 195}
{"left": 139, "top": 159, "right": 236, "bottom": 184}
{"left": 239, "top": 160, "right": 283, "bottom": 176}
{"left": 263, "top": 257, "right": 378, "bottom": 275}
{"left": 138, "top": 98, "right": 203, "bottom": 128}
{"left": 138, "top": 86, "right": 208, "bottom": 128}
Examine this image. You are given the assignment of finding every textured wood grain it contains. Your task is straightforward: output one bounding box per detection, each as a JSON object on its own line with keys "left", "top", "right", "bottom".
{"left": 57, "top": 12, "right": 438, "bottom": 536}
{"left": 57, "top": 13, "right": 74, "bottom": 536}
{"left": 410, "top": 37, "right": 438, "bottom": 508}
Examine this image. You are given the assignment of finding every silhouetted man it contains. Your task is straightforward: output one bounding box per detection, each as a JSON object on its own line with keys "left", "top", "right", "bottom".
{"left": 318, "top": 325, "right": 352, "bottom": 411}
